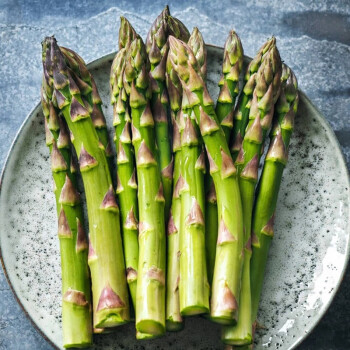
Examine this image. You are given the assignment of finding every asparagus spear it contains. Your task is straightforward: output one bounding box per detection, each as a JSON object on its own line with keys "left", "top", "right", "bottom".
{"left": 111, "top": 16, "right": 138, "bottom": 309}
{"left": 110, "top": 47, "right": 139, "bottom": 309}
{"left": 165, "top": 117, "right": 183, "bottom": 330}
{"left": 230, "top": 37, "right": 276, "bottom": 161}
{"left": 42, "top": 37, "right": 129, "bottom": 329}
{"left": 222, "top": 44, "right": 282, "bottom": 345}
{"left": 59, "top": 47, "right": 114, "bottom": 174}
{"left": 250, "top": 65, "right": 298, "bottom": 330}
{"left": 41, "top": 86, "right": 92, "bottom": 348}
{"left": 176, "top": 27, "right": 209, "bottom": 316}
{"left": 216, "top": 30, "right": 244, "bottom": 143}
{"left": 163, "top": 25, "right": 207, "bottom": 327}
{"left": 146, "top": 6, "right": 190, "bottom": 222}
{"left": 168, "top": 36, "right": 244, "bottom": 325}
{"left": 118, "top": 18, "right": 161, "bottom": 340}
{"left": 178, "top": 109, "right": 209, "bottom": 315}
{"left": 187, "top": 28, "right": 217, "bottom": 286}
{"left": 206, "top": 30, "right": 244, "bottom": 286}
{"left": 124, "top": 36, "right": 166, "bottom": 335}
{"left": 165, "top": 56, "right": 184, "bottom": 330}
{"left": 56, "top": 47, "right": 114, "bottom": 334}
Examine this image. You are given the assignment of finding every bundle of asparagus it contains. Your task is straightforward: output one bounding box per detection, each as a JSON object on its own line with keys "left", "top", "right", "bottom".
{"left": 40, "top": 6, "right": 299, "bottom": 348}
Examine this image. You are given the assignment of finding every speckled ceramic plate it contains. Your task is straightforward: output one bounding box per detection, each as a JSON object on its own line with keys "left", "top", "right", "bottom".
{"left": 1, "top": 46, "right": 349, "bottom": 350}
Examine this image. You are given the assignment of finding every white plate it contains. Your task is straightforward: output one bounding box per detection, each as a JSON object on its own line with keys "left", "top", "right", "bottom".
{"left": 0, "top": 46, "right": 349, "bottom": 350}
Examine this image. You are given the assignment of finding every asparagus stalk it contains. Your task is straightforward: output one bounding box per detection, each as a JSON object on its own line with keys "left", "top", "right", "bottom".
{"left": 206, "top": 30, "right": 244, "bottom": 286}
{"left": 42, "top": 37, "right": 129, "bottom": 329}
{"left": 178, "top": 108, "right": 209, "bottom": 315}
{"left": 57, "top": 54, "right": 116, "bottom": 331}
{"left": 165, "top": 117, "right": 183, "bottom": 330}
{"left": 124, "top": 36, "right": 166, "bottom": 335}
{"left": 41, "top": 85, "right": 92, "bottom": 348}
{"left": 110, "top": 47, "right": 139, "bottom": 309}
{"left": 250, "top": 65, "right": 298, "bottom": 328}
{"left": 176, "top": 27, "right": 209, "bottom": 316}
{"left": 59, "top": 47, "right": 114, "bottom": 174}
{"left": 188, "top": 28, "right": 217, "bottom": 286}
{"left": 164, "top": 26, "right": 208, "bottom": 327}
{"left": 169, "top": 36, "right": 244, "bottom": 325}
{"left": 111, "top": 16, "right": 138, "bottom": 309}
{"left": 222, "top": 44, "right": 282, "bottom": 345}
{"left": 165, "top": 55, "right": 184, "bottom": 330}
{"left": 230, "top": 37, "right": 276, "bottom": 161}
{"left": 146, "top": 6, "right": 190, "bottom": 222}
{"left": 118, "top": 18, "right": 161, "bottom": 340}
{"left": 216, "top": 30, "right": 244, "bottom": 143}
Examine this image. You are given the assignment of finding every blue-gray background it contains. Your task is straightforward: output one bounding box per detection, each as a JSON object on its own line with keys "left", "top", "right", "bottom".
{"left": 0, "top": 1, "right": 349, "bottom": 349}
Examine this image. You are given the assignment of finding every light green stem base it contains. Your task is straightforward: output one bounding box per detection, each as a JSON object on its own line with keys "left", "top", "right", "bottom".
{"left": 62, "top": 302, "right": 92, "bottom": 348}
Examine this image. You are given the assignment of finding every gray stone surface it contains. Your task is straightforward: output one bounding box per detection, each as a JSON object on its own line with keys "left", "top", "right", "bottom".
{"left": 0, "top": 1, "right": 349, "bottom": 349}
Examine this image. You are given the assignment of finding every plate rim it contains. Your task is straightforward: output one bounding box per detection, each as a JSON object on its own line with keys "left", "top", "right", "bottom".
{"left": 0, "top": 44, "right": 349, "bottom": 350}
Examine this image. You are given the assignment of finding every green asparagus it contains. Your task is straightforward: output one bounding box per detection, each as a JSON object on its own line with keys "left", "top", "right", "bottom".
{"left": 222, "top": 44, "right": 282, "bottom": 345}
{"left": 111, "top": 47, "right": 139, "bottom": 310}
{"left": 41, "top": 85, "right": 92, "bottom": 348}
{"left": 169, "top": 36, "right": 244, "bottom": 325}
{"left": 176, "top": 27, "right": 209, "bottom": 316}
{"left": 250, "top": 65, "right": 298, "bottom": 332}
{"left": 165, "top": 55, "right": 184, "bottom": 330}
{"left": 178, "top": 109, "right": 209, "bottom": 315}
{"left": 110, "top": 16, "right": 139, "bottom": 312}
{"left": 206, "top": 30, "right": 243, "bottom": 286}
{"left": 42, "top": 37, "right": 129, "bottom": 329}
{"left": 40, "top": 12, "right": 302, "bottom": 347}
{"left": 124, "top": 35, "right": 166, "bottom": 335}
{"left": 119, "top": 16, "right": 166, "bottom": 340}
